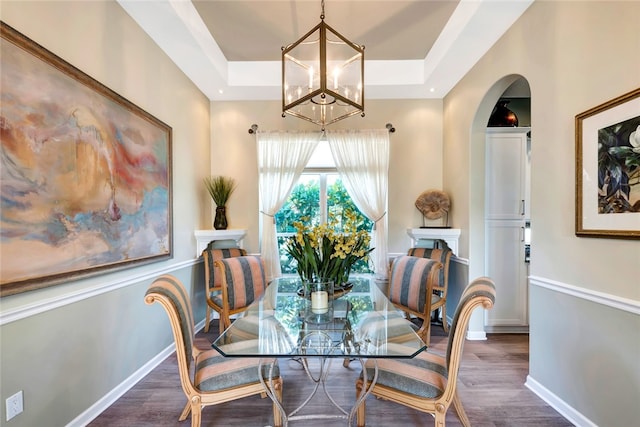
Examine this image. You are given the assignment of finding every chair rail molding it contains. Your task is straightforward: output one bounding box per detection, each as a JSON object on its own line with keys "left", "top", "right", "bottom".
{"left": 0, "top": 259, "right": 197, "bottom": 325}
{"left": 529, "top": 275, "right": 640, "bottom": 315}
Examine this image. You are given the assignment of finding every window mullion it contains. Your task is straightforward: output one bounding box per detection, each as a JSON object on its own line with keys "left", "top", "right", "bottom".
{"left": 319, "top": 173, "right": 328, "bottom": 224}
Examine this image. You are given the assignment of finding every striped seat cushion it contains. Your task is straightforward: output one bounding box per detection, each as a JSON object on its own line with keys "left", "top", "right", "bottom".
{"left": 204, "top": 246, "right": 247, "bottom": 289}
{"left": 211, "top": 290, "right": 224, "bottom": 308}
{"left": 218, "top": 256, "right": 267, "bottom": 310}
{"left": 407, "top": 246, "right": 450, "bottom": 287}
{"left": 195, "top": 348, "right": 279, "bottom": 392}
{"left": 146, "top": 275, "right": 196, "bottom": 364}
{"left": 407, "top": 247, "right": 430, "bottom": 258}
{"left": 388, "top": 255, "right": 439, "bottom": 313}
{"left": 355, "top": 311, "right": 423, "bottom": 346}
{"left": 210, "top": 288, "right": 222, "bottom": 303}
{"left": 222, "top": 314, "right": 261, "bottom": 341}
{"left": 361, "top": 344, "right": 448, "bottom": 399}
{"left": 446, "top": 277, "right": 496, "bottom": 364}
{"left": 217, "top": 316, "right": 296, "bottom": 355}
{"left": 431, "top": 293, "right": 443, "bottom": 304}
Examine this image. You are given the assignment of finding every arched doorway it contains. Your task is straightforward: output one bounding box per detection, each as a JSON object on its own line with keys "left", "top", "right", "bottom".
{"left": 466, "top": 75, "right": 531, "bottom": 337}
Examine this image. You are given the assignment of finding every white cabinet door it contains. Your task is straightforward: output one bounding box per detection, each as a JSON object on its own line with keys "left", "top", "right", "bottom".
{"left": 484, "top": 220, "right": 528, "bottom": 327}
{"left": 485, "top": 129, "right": 528, "bottom": 220}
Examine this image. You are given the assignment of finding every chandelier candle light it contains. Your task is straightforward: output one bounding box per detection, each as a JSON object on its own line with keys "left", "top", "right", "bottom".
{"left": 282, "top": 0, "right": 365, "bottom": 129}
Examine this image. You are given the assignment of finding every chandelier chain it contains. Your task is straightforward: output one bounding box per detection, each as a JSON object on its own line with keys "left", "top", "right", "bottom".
{"left": 320, "top": 0, "right": 325, "bottom": 20}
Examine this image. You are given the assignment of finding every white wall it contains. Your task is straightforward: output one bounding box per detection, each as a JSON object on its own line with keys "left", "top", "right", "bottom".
{"left": 444, "top": 1, "right": 640, "bottom": 425}
{"left": 0, "top": 1, "right": 211, "bottom": 425}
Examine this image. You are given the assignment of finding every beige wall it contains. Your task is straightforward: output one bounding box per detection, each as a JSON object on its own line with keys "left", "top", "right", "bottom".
{"left": 2, "top": 0, "right": 638, "bottom": 426}
{"left": 0, "top": 2, "right": 446, "bottom": 425}
{"left": 444, "top": 1, "right": 640, "bottom": 425}
{"left": 446, "top": 0, "right": 640, "bottom": 296}
{"left": 208, "top": 99, "right": 444, "bottom": 254}
{"left": 0, "top": 1, "right": 210, "bottom": 425}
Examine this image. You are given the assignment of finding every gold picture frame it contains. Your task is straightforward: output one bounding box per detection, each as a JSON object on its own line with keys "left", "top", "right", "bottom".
{"left": 1, "top": 22, "right": 173, "bottom": 296}
{"left": 575, "top": 88, "right": 640, "bottom": 239}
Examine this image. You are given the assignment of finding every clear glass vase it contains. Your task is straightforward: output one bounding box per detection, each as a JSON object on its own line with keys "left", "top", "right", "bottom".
{"left": 303, "top": 280, "right": 334, "bottom": 323}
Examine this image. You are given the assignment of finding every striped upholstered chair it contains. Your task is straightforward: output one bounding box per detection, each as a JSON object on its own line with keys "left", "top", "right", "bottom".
{"left": 202, "top": 245, "right": 247, "bottom": 333}
{"left": 387, "top": 255, "right": 443, "bottom": 344}
{"left": 356, "top": 277, "right": 496, "bottom": 427}
{"left": 214, "top": 255, "right": 268, "bottom": 333}
{"left": 145, "top": 275, "right": 282, "bottom": 427}
{"left": 408, "top": 240, "right": 453, "bottom": 341}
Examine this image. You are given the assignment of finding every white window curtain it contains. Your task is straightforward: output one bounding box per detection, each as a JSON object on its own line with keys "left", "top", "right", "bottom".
{"left": 257, "top": 130, "right": 320, "bottom": 280}
{"left": 327, "top": 129, "right": 390, "bottom": 280}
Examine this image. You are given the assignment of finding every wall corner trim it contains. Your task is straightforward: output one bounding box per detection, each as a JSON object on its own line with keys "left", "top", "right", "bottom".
{"left": 466, "top": 330, "right": 487, "bottom": 340}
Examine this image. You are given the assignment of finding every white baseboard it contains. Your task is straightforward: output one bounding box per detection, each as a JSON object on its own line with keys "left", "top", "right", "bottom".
{"left": 525, "top": 375, "right": 596, "bottom": 427}
{"left": 68, "top": 318, "right": 207, "bottom": 426}
{"left": 484, "top": 325, "right": 529, "bottom": 333}
{"left": 67, "top": 343, "right": 176, "bottom": 427}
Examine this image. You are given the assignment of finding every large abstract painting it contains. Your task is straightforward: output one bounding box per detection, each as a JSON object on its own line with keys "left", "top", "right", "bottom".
{"left": 576, "top": 87, "right": 640, "bottom": 238}
{"left": 1, "top": 22, "right": 173, "bottom": 296}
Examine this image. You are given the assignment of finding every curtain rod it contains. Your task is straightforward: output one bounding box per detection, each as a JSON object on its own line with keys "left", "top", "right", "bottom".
{"left": 248, "top": 123, "right": 395, "bottom": 134}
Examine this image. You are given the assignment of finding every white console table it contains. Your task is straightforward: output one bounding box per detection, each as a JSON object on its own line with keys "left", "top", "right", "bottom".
{"left": 194, "top": 229, "right": 247, "bottom": 257}
{"left": 407, "top": 228, "right": 461, "bottom": 255}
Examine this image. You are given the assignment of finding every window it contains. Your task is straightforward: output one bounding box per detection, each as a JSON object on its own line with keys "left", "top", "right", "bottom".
{"left": 275, "top": 141, "right": 373, "bottom": 275}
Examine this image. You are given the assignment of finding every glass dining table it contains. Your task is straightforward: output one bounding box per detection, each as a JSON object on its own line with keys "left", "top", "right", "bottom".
{"left": 212, "top": 275, "right": 427, "bottom": 426}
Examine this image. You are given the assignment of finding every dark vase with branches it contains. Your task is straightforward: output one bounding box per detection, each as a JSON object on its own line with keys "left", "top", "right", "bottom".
{"left": 204, "top": 176, "right": 236, "bottom": 230}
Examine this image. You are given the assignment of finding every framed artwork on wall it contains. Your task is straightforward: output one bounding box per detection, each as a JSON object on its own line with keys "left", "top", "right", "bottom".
{"left": 575, "top": 87, "right": 640, "bottom": 239}
{"left": 0, "top": 22, "right": 173, "bottom": 296}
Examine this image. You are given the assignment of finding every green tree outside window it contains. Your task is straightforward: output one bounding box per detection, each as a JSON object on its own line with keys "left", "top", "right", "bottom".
{"left": 276, "top": 175, "right": 373, "bottom": 275}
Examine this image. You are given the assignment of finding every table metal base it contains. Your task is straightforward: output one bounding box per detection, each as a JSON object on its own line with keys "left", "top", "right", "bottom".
{"left": 259, "top": 356, "right": 378, "bottom": 427}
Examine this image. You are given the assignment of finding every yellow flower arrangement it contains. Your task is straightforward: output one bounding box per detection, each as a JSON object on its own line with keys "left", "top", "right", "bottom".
{"left": 285, "top": 210, "right": 373, "bottom": 286}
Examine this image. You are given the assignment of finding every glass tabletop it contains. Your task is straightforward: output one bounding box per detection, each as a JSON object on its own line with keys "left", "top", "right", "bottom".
{"left": 212, "top": 276, "right": 427, "bottom": 359}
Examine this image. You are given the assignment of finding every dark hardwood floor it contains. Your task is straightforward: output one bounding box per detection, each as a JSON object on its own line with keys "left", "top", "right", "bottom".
{"left": 89, "top": 321, "right": 573, "bottom": 427}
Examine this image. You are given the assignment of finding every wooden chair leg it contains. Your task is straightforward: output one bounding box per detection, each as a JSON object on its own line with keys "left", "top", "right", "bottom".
{"left": 178, "top": 401, "right": 191, "bottom": 421}
{"left": 355, "top": 380, "right": 366, "bottom": 427}
{"left": 424, "top": 318, "right": 432, "bottom": 346}
{"left": 204, "top": 306, "right": 211, "bottom": 333}
{"left": 190, "top": 403, "right": 202, "bottom": 427}
{"left": 453, "top": 390, "right": 471, "bottom": 427}
{"left": 272, "top": 382, "right": 283, "bottom": 427}
{"left": 218, "top": 315, "right": 227, "bottom": 335}
{"left": 343, "top": 358, "right": 351, "bottom": 368}
{"left": 441, "top": 305, "right": 449, "bottom": 333}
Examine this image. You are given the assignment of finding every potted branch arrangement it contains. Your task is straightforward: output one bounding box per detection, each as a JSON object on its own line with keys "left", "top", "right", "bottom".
{"left": 204, "top": 175, "right": 236, "bottom": 230}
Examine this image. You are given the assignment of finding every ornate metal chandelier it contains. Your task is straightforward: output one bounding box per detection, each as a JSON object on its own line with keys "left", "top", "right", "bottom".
{"left": 281, "top": 0, "right": 365, "bottom": 129}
